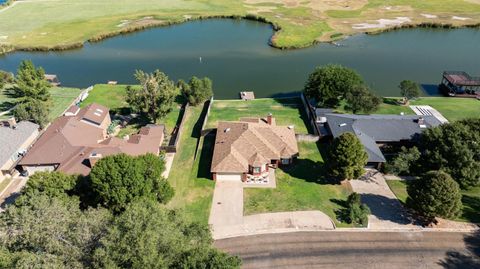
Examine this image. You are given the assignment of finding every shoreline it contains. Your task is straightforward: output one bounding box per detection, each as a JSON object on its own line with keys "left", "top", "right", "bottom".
{"left": 1, "top": 15, "right": 480, "bottom": 56}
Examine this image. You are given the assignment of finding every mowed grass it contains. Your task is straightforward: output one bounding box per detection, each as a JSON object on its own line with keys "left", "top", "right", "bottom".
{"left": 387, "top": 179, "right": 480, "bottom": 223}
{"left": 81, "top": 84, "right": 182, "bottom": 135}
{"left": 0, "top": 86, "right": 82, "bottom": 120}
{"left": 244, "top": 142, "right": 353, "bottom": 227}
{"left": 206, "top": 98, "right": 311, "bottom": 134}
{"left": 338, "top": 97, "right": 480, "bottom": 122}
{"left": 166, "top": 105, "right": 215, "bottom": 224}
{"left": 1, "top": 0, "right": 480, "bottom": 51}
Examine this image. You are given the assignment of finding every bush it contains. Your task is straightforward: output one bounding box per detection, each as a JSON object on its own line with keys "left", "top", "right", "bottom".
{"left": 345, "top": 193, "right": 370, "bottom": 226}
{"left": 384, "top": 146, "right": 421, "bottom": 175}
{"left": 13, "top": 100, "right": 50, "bottom": 128}
{"left": 407, "top": 171, "right": 462, "bottom": 221}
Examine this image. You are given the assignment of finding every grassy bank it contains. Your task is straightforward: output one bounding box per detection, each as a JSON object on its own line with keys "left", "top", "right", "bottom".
{"left": 386, "top": 180, "right": 480, "bottom": 223}
{"left": 0, "top": 86, "right": 82, "bottom": 120}
{"left": 206, "top": 97, "right": 311, "bottom": 134}
{"left": 244, "top": 142, "right": 353, "bottom": 227}
{"left": 1, "top": 0, "right": 480, "bottom": 52}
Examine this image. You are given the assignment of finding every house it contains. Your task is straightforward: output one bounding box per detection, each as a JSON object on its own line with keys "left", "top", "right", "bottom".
{"left": 19, "top": 103, "right": 165, "bottom": 176}
{"left": 0, "top": 119, "right": 39, "bottom": 180}
{"left": 322, "top": 113, "right": 442, "bottom": 167}
{"left": 211, "top": 114, "right": 299, "bottom": 182}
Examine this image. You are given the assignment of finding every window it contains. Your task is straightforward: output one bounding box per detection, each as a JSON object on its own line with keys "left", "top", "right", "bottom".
{"left": 281, "top": 158, "right": 290, "bottom": 165}
{"left": 253, "top": 167, "right": 261, "bottom": 174}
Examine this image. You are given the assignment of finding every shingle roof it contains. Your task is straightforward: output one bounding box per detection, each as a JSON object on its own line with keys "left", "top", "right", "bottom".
{"left": 0, "top": 121, "right": 39, "bottom": 167}
{"left": 211, "top": 117, "right": 298, "bottom": 173}
{"left": 326, "top": 114, "right": 442, "bottom": 163}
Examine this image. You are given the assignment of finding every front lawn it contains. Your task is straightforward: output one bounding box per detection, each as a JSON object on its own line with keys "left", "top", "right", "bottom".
{"left": 386, "top": 179, "right": 480, "bottom": 223}
{"left": 206, "top": 97, "right": 311, "bottom": 134}
{"left": 243, "top": 141, "right": 353, "bottom": 227}
{"left": 81, "top": 84, "right": 182, "bottom": 136}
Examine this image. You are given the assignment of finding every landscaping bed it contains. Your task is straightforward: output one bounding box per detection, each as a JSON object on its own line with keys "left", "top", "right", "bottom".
{"left": 243, "top": 141, "right": 354, "bottom": 227}
{"left": 206, "top": 97, "right": 311, "bottom": 134}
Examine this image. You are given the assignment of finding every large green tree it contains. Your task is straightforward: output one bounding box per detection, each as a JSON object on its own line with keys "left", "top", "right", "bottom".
{"left": 89, "top": 153, "right": 174, "bottom": 212}
{"left": 17, "top": 171, "right": 78, "bottom": 203}
{"left": 0, "top": 193, "right": 111, "bottom": 269}
{"left": 418, "top": 119, "right": 480, "bottom": 189}
{"left": 304, "top": 64, "right": 364, "bottom": 108}
{"left": 178, "top": 76, "right": 213, "bottom": 106}
{"left": 399, "top": 80, "right": 420, "bottom": 104}
{"left": 13, "top": 99, "right": 50, "bottom": 128}
{"left": 13, "top": 60, "right": 51, "bottom": 102}
{"left": 93, "top": 199, "right": 241, "bottom": 269}
{"left": 344, "top": 85, "right": 382, "bottom": 114}
{"left": 407, "top": 171, "right": 462, "bottom": 221}
{"left": 327, "top": 132, "right": 368, "bottom": 180}
{"left": 126, "top": 70, "right": 178, "bottom": 122}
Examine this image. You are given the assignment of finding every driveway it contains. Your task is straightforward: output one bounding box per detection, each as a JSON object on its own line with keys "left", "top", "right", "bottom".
{"left": 350, "top": 171, "right": 417, "bottom": 229}
{"left": 0, "top": 177, "right": 28, "bottom": 212}
{"left": 209, "top": 180, "right": 244, "bottom": 228}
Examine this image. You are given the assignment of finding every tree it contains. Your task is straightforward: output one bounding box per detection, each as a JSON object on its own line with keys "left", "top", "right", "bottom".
{"left": 327, "top": 132, "right": 368, "bottom": 180}
{"left": 304, "top": 64, "right": 364, "bottom": 108}
{"left": 0, "top": 193, "right": 111, "bottom": 269}
{"left": 126, "top": 70, "right": 178, "bottom": 122}
{"left": 179, "top": 76, "right": 213, "bottom": 106}
{"left": 93, "top": 199, "right": 241, "bottom": 268}
{"left": 345, "top": 192, "right": 370, "bottom": 226}
{"left": 418, "top": 119, "right": 480, "bottom": 189}
{"left": 384, "top": 146, "right": 421, "bottom": 175}
{"left": 407, "top": 171, "right": 462, "bottom": 221}
{"left": 17, "top": 171, "right": 78, "bottom": 203}
{"left": 13, "top": 99, "right": 50, "bottom": 128}
{"left": 13, "top": 60, "right": 51, "bottom": 102}
{"left": 0, "top": 70, "right": 14, "bottom": 89}
{"left": 399, "top": 80, "right": 420, "bottom": 104}
{"left": 344, "top": 85, "right": 382, "bottom": 114}
{"left": 89, "top": 153, "right": 173, "bottom": 212}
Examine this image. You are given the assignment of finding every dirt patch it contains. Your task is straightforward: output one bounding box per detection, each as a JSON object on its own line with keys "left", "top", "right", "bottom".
{"left": 465, "top": 0, "right": 480, "bottom": 4}
{"left": 352, "top": 17, "right": 411, "bottom": 30}
{"left": 244, "top": 0, "right": 368, "bottom": 12}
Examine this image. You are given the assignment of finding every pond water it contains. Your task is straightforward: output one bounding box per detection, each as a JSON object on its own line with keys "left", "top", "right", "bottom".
{"left": 0, "top": 19, "right": 479, "bottom": 99}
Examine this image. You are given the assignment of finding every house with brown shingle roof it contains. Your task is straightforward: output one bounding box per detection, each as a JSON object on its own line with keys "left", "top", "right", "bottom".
{"left": 211, "top": 114, "right": 298, "bottom": 182}
{"left": 19, "top": 103, "right": 164, "bottom": 176}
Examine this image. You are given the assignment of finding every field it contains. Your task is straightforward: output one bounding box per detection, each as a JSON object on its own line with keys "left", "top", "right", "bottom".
{"left": 0, "top": 86, "right": 82, "bottom": 120}
{"left": 206, "top": 98, "right": 311, "bottom": 134}
{"left": 80, "top": 84, "right": 182, "bottom": 136}
{"left": 338, "top": 97, "right": 480, "bottom": 122}
{"left": 387, "top": 180, "right": 480, "bottom": 223}
{"left": 1, "top": 0, "right": 480, "bottom": 52}
{"left": 244, "top": 142, "right": 354, "bottom": 227}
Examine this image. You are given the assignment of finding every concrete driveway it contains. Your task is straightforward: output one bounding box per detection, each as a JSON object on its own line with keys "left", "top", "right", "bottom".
{"left": 350, "top": 171, "right": 417, "bottom": 229}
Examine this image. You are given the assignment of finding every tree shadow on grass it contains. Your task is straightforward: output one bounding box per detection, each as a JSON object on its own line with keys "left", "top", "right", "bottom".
{"left": 439, "top": 230, "right": 480, "bottom": 269}
{"left": 382, "top": 97, "right": 399, "bottom": 106}
{"left": 196, "top": 133, "right": 215, "bottom": 180}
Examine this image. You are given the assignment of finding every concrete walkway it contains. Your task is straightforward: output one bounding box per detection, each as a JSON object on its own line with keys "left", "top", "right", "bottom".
{"left": 161, "top": 153, "right": 175, "bottom": 179}
{"left": 350, "top": 171, "right": 418, "bottom": 229}
{"left": 410, "top": 105, "right": 449, "bottom": 124}
{"left": 0, "top": 177, "right": 28, "bottom": 212}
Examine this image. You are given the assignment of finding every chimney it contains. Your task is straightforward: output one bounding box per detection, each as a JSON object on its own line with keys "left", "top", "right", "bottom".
{"left": 267, "top": 113, "right": 273, "bottom": 125}
{"left": 88, "top": 152, "right": 102, "bottom": 167}
{"left": 417, "top": 117, "right": 427, "bottom": 128}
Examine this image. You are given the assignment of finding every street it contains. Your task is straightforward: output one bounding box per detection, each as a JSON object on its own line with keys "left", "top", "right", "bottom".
{"left": 215, "top": 231, "right": 480, "bottom": 269}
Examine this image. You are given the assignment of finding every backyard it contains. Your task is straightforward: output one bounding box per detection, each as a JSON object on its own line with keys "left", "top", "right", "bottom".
{"left": 386, "top": 179, "right": 480, "bottom": 223}
{"left": 80, "top": 84, "right": 183, "bottom": 137}
{"left": 1, "top": 0, "right": 480, "bottom": 51}
{"left": 244, "top": 141, "right": 354, "bottom": 227}
{"left": 0, "top": 86, "right": 82, "bottom": 120}
{"left": 206, "top": 97, "right": 311, "bottom": 134}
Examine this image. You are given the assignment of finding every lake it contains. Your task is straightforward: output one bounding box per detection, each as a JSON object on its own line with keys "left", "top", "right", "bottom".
{"left": 0, "top": 19, "right": 479, "bottom": 99}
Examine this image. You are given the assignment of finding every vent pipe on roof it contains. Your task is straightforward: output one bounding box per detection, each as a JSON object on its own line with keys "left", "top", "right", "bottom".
{"left": 224, "top": 128, "right": 231, "bottom": 133}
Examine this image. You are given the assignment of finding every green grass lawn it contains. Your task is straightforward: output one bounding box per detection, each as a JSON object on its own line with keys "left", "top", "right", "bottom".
{"left": 338, "top": 97, "right": 480, "bottom": 122}
{"left": 166, "top": 105, "right": 215, "bottom": 224}
{"left": 0, "top": 86, "right": 82, "bottom": 120}
{"left": 244, "top": 141, "right": 353, "bottom": 227}
{"left": 2, "top": 0, "right": 479, "bottom": 52}
{"left": 206, "top": 97, "right": 311, "bottom": 134}
{"left": 386, "top": 179, "right": 480, "bottom": 223}
{"left": 81, "top": 84, "right": 182, "bottom": 136}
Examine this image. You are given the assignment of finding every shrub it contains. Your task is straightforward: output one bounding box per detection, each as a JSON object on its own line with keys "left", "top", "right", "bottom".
{"left": 327, "top": 132, "right": 368, "bottom": 180}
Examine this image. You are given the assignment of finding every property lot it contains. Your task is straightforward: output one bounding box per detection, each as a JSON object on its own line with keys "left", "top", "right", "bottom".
{"left": 0, "top": 86, "right": 82, "bottom": 120}
{"left": 244, "top": 141, "right": 353, "bottom": 227}
{"left": 206, "top": 97, "right": 311, "bottom": 134}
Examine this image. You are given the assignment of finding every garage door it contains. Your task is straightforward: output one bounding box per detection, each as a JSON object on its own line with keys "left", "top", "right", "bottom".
{"left": 216, "top": 173, "right": 242, "bottom": 181}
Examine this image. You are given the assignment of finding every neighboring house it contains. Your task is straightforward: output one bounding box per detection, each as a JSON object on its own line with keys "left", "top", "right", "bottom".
{"left": 322, "top": 113, "right": 442, "bottom": 167}
{"left": 0, "top": 119, "right": 39, "bottom": 180}
{"left": 19, "top": 103, "right": 165, "bottom": 176}
{"left": 211, "top": 114, "right": 299, "bottom": 182}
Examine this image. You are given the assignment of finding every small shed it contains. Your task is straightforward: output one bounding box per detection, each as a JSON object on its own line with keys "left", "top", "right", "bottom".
{"left": 240, "top": 91, "right": 255, "bottom": 101}
{"left": 44, "top": 74, "right": 61, "bottom": 86}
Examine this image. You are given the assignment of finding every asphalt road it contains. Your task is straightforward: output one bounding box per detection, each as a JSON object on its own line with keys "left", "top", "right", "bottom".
{"left": 215, "top": 231, "right": 480, "bottom": 269}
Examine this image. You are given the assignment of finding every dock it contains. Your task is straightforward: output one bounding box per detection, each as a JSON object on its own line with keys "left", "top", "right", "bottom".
{"left": 240, "top": 91, "right": 255, "bottom": 101}
{"left": 440, "top": 71, "right": 480, "bottom": 98}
